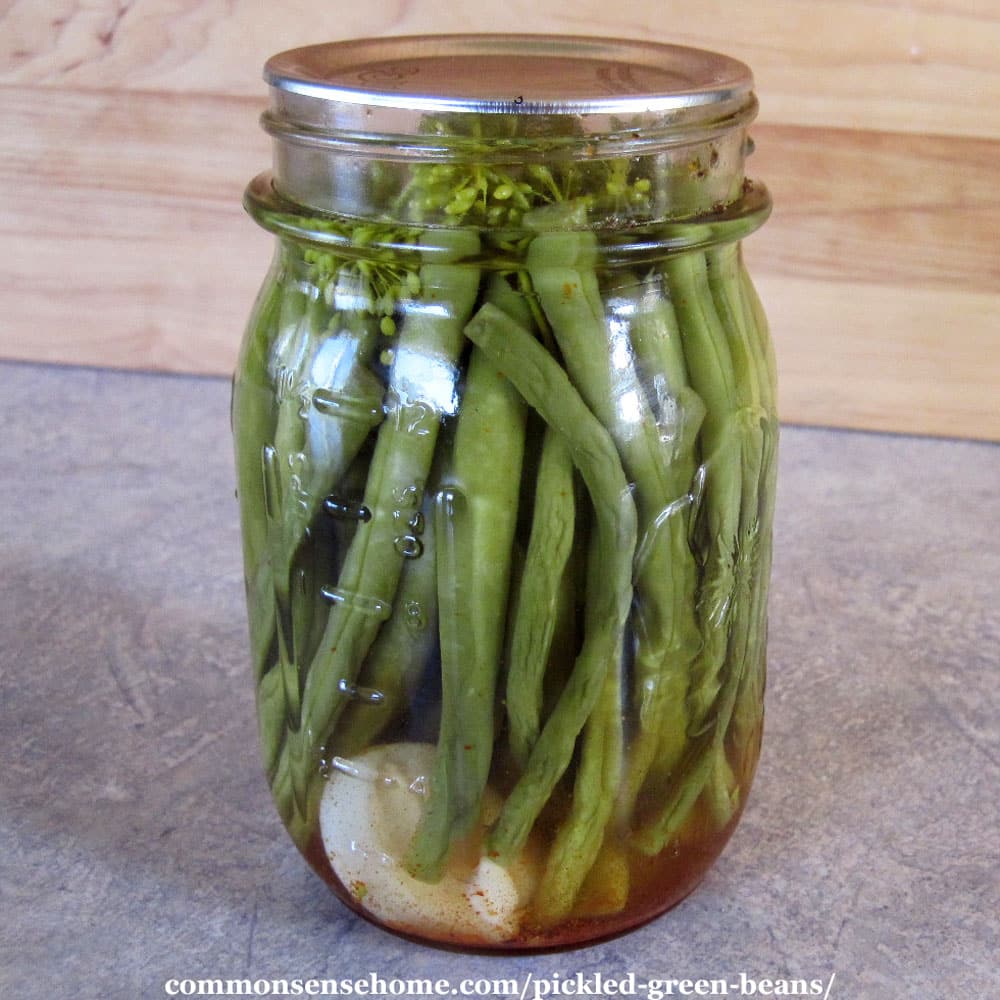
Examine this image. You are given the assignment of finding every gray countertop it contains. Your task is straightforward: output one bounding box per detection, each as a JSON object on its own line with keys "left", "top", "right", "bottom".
{"left": 1, "top": 361, "right": 997, "bottom": 999}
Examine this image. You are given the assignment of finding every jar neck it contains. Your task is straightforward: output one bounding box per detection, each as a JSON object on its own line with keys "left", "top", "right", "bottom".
{"left": 264, "top": 107, "right": 757, "bottom": 228}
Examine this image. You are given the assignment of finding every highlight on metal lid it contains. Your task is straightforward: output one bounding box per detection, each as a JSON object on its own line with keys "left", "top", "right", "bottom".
{"left": 262, "top": 34, "right": 757, "bottom": 148}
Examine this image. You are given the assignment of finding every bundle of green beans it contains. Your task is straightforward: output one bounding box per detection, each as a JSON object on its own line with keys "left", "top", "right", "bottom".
{"left": 234, "top": 141, "right": 776, "bottom": 928}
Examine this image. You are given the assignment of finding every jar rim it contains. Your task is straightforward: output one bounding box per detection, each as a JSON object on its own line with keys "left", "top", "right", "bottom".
{"left": 263, "top": 34, "right": 756, "bottom": 142}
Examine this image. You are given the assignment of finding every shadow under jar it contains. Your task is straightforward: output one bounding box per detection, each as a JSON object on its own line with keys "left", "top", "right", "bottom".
{"left": 233, "top": 34, "right": 778, "bottom": 951}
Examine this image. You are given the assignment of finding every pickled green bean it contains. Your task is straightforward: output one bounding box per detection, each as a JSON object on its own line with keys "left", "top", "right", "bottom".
{"left": 664, "top": 250, "right": 743, "bottom": 725}
{"left": 462, "top": 303, "right": 637, "bottom": 869}
{"left": 527, "top": 232, "right": 702, "bottom": 839}
{"left": 233, "top": 259, "right": 285, "bottom": 774}
{"left": 730, "top": 260, "right": 779, "bottom": 765}
{"left": 406, "top": 322, "right": 527, "bottom": 881}
{"left": 533, "top": 641, "right": 624, "bottom": 925}
{"left": 404, "top": 486, "right": 475, "bottom": 881}
{"left": 505, "top": 426, "right": 576, "bottom": 770}
{"left": 620, "top": 278, "right": 705, "bottom": 814}
{"left": 278, "top": 229, "right": 482, "bottom": 845}
{"left": 636, "top": 247, "right": 771, "bottom": 850}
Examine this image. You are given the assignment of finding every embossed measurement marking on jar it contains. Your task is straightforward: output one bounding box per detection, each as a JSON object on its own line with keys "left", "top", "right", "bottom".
{"left": 393, "top": 483, "right": 422, "bottom": 509}
{"left": 262, "top": 444, "right": 312, "bottom": 518}
{"left": 384, "top": 390, "right": 439, "bottom": 437}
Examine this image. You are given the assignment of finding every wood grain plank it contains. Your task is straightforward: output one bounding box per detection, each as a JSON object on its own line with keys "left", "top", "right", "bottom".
{"left": 757, "top": 275, "right": 1000, "bottom": 441}
{"left": 0, "top": 87, "right": 269, "bottom": 370}
{"left": 2, "top": 87, "right": 998, "bottom": 438}
{"left": 2, "top": 86, "right": 266, "bottom": 200}
{"left": 747, "top": 124, "right": 1000, "bottom": 294}
{"left": 1, "top": 186, "right": 270, "bottom": 372}
{"left": 2, "top": 0, "right": 999, "bottom": 139}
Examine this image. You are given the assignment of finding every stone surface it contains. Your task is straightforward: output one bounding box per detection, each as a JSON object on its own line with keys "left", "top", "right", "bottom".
{"left": 1, "top": 361, "right": 997, "bottom": 998}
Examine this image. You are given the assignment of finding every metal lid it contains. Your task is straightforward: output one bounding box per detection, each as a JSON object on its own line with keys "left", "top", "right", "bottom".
{"left": 263, "top": 34, "right": 756, "bottom": 149}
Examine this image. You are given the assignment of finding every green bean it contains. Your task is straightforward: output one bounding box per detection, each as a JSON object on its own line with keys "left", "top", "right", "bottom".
{"left": 505, "top": 426, "right": 576, "bottom": 770}
{"left": 731, "top": 418, "right": 777, "bottom": 771}
{"left": 257, "top": 284, "right": 317, "bottom": 810}
{"left": 232, "top": 258, "right": 284, "bottom": 781}
{"left": 740, "top": 258, "right": 778, "bottom": 406}
{"left": 636, "top": 246, "right": 771, "bottom": 850}
{"left": 477, "top": 272, "right": 578, "bottom": 772}
{"left": 537, "top": 539, "right": 583, "bottom": 724}
{"left": 295, "top": 306, "right": 386, "bottom": 676}
{"left": 514, "top": 270, "right": 558, "bottom": 355}
{"left": 487, "top": 270, "right": 575, "bottom": 768}
{"left": 699, "top": 245, "right": 768, "bottom": 822}
{"left": 269, "top": 730, "right": 310, "bottom": 847}
{"left": 244, "top": 278, "right": 309, "bottom": 679}
{"left": 256, "top": 647, "right": 286, "bottom": 780}
{"left": 524, "top": 230, "right": 641, "bottom": 453}
{"left": 278, "top": 229, "right": 482, "bottom": 846}
{"left": 266, "top": 284, "right": 324, "bottom": 603}
{"left": 406, "top": 316, "right": 528, "bottom": 881}
{"left": 619, "top": 276, "right": 705, "bottom": 814}
{"left": 632, "top": 720, "right": 716, "bottom": 854}
{"left": 462, "top": 303, "right": 637, "bottom": 868}
{"left": 526, "top": 233, "right": 702, "bottom": 842}
{"left": 484, "top": 270, "right": 537, "bottom": 330}
{"left": 232, "top": 262, "right": 305, "bottom": 792}
{"left": 730, "top": 260, "right": 779, "bottom": 767}
{"left": 406, "top": 274, "right": 531, "bottom": 878}
{"left": 263, "top": 286, "right": 390, "bottom": 815}
{"left": 632, "top": 525, "right": 751, "bottom": 853}
{"left": 533, "top": 640, "right": 624, "bottom": 925}
{"left": 233, "top": 259, "right": 282, "bottom": 649}
{"left": 247, "top": 277, "right": 363, "bottom": 729}
{"left": 404, "top": 486, "right": 474, "bottom": 881}
{"left": 303, "top": 306, "right": 384, "bottom": 512}
{"left": 273, "top": 299, "right": 384, "bottom": 635}
{"left": 664, "top": 249, "right": 743, "bottom": 727}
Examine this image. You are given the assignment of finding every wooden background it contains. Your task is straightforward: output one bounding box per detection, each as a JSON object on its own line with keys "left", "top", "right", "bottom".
{"left": 2, "top": 1, "right": 998, "bottom": 440}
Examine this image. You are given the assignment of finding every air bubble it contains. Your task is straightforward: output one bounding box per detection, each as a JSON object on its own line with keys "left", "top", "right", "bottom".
{"left": 403, "top": 600, "right": 427, "bottom": 631}
{"left": 394, "top": 535, "right": 424, "bottom": 559}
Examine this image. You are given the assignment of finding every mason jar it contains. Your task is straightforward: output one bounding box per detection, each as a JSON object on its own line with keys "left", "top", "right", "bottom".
{"left": 233, "top": 34, "right": 777, "bottom": 950}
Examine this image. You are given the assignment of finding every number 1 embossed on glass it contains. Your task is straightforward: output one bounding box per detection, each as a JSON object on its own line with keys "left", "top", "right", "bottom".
{"left": 233, "top": 34, "right": 777, "bottom": 949}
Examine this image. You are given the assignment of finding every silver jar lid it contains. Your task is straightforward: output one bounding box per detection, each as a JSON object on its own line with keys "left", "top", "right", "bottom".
{"left": 262, "top": 34, "right": 756, "bottom": 154}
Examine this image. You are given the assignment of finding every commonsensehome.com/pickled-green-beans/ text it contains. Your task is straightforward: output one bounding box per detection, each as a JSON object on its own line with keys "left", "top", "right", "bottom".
{"left": 162, "top": 971, "right": 837, "bottom": 999}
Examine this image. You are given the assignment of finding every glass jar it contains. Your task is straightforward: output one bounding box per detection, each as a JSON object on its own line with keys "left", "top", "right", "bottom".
{"left": 233, "top": 34, "right": 777, "bottom": 950}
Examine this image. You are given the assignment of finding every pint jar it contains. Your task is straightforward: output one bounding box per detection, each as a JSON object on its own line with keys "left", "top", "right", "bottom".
{"left": 232, "top": 34, "right": 778, "bottom": 949}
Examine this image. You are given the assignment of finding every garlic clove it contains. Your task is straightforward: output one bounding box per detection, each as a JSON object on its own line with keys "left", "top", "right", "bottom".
{"left": 319, "top": 742, "right": 535, "bottom": 942}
